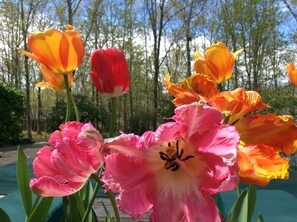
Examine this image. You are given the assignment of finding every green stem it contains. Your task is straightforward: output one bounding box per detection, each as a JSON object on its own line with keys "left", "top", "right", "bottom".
{"left": 31, "top": 195, "right": 41, "bottom": 211}
{"left": 91, "top": 173, "right": 121, "bottom": 222}
{"left": 64, "top": 75, "right": 72, "bottom": 122}
{"left": 237, "top": 185, "right": 241, "bottom": 197}
{"left": 81, "top": 166, "right": 105, "bottom": 222}
{"left": 70, "top": 91, "right": 80, "bottom": 121}
{"left": 110, "top": 97, "right": 117, "bottom": 137}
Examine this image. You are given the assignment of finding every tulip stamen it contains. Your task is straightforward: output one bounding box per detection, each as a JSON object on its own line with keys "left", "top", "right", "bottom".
{"left": 159, "top": 141, "right": 194, "bottom": 171}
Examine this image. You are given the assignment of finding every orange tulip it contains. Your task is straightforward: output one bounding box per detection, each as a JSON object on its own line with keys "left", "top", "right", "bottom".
{"left": 193, "top": 42, "right": 243, "bottom": 84}
{"left": 210, "top": 88, "right": 269, "bottom": 125}
{"left": 238, "top": 143, "right": 289, "bottom": 186}
{"left": 286, "top": 63, "right": 297, "bottom": 86}
{"left": 236, "top": 113, "right": 297, "bottom": 156}
{"left": 19, "top": 25, "right": 84, "bottom": 75}
{"left": 164, "top": 73, "right": 218, "bottom": 106}
{"left": 164, "top": 72, "right": 297, "bottom": 185}
{"left": 36, "top": 65, "right": 74, "bottom": 91}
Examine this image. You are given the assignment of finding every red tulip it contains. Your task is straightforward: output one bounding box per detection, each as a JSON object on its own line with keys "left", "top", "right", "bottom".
{"left": 90, "top": 48, "right": 130, "bottom": 97}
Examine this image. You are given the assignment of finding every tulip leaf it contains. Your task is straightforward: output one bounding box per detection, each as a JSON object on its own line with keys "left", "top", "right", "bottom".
{"left": 226, "top": 184, "right": 257, "bottom": 222}
{"left": 17, "top": 147, "right": 32, "bottom": 216}
{"left": 247, "top": 184, "right": 257, "bottom": 222}
{"left": 26, "top": 197, "right": 53, "bottom": 222}
{"left": 0, "top": 208, "right": 12, "bottom": 222}
{"left": 63, "top": 196, "right": 82, "bottom": 222}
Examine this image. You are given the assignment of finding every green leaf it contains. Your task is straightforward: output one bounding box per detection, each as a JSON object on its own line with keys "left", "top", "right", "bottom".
{"left": 62, "top": 196, "right": 81, "bottom": 222}
{"left": 226, "top": 184, "right": 257, "bottom": 222}
{"left": 0, "top": 208, "right": 12, "bottom": 222}
{"left": 247, "top": 184, "right": 257, "bottom": 222}
{"left": 17, "top": 147, "right": 32, "bottom": 216}
{"left": 226, "top": 188, "right": 248, "bottom": 222}
{"left": 26, "top": 197, "right": 53, "bottom": 222}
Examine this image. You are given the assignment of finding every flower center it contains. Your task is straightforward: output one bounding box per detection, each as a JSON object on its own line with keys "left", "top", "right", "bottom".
{"left": 159, "top": 140, "right": 194, "bottom": 172}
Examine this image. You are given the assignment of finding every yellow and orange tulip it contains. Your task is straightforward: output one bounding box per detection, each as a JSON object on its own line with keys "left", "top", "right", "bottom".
{"left": 210, "top": 88, "right": 269, "bottom": 125}
{"left": 19, "top": 25, "right": 84, "bottom": 75}
{"left": 193, "top": 42, "right": 243, "bottom": 84}
{"left": 36, "top": 65, "right": 74, "bottom": 91}
{"left": 236, "top": 113, "right": 297, "bottom": 156}
{"left": 164, "top": 73, "right": 218, "bottom": 106}
{"left": 164, "top": 65, "right": 297, "bottom": 186}
{"left": 286, "top": 63, "right": 297, "bottom": 86}
{"left": 238, "top": 143, "right": 289, "bottom": 186}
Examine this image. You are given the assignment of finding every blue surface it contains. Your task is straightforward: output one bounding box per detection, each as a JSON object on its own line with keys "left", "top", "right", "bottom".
{"left": 1, "top": 156, "right": 297, "bottom": 221}
{"left": 221, "top": 189, "right": 297, "bottom": 222}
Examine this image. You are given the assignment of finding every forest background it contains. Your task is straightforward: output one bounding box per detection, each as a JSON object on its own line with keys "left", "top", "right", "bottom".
{"left": 1, "top": 0, "right": 297, "bottom": 144}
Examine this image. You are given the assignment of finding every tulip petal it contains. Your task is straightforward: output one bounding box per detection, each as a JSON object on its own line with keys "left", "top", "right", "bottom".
{"left": 30, "top": 121, "right": 104, "bottom": 197}
{"left": 36, "top": 64, "right": 73, "bottom": 91}
{"left": 103, "top": 153, "right": 155, "bottom": 218}
{"left": 236, "top": 113, "right": 297, "bottom": 155}
{"left": 28, "top": 28, "right": 65, "bottom": 73}
{"left": 238, "top": 144, "right": 289, "bottom": 186}
{"left": 30, "top": 176, "right": 84, "bottom": 197}
{"left": 151, "top": 190, "right": 220, "bottom": 222}
{"left": 193, "top": 42, "right": 242, "bottom": 84}
{"left": 102, "top": 103, "right": 239, "bottom": 221}
{"left": 90, "top": 48, "right": 130, "bottom": 97}
{"left": 211, "top": 88, "right": 269, "bottom": 124}
{"left": 164, "top": 73, "right": 218, "bottom": 106}
{"left": 286, "top": 63, "right": 297, "bottom": 86}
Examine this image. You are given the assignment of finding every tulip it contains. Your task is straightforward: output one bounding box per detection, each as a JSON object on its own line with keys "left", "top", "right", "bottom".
{"left": 30, "top": 121, "right": 104, "bottom": 197}
{"left": 193, "top": 42, "right": 243, "bottom": 84}
{"left": 102, "top": 102, "right": 239, "bottom": 221}
{"left": 286, "top": 63, "right": 297, "bottom": 86}
{"left": 19, "top": 25, "right": 84, "bottom": 75}
{"left": 90, "top": 48, "right": 130, "bottom": 97}
{"left": 35, "top": 64, "right": 74, "bottom": 91}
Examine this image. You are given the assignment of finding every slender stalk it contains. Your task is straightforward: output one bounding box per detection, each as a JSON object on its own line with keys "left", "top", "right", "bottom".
{"left": 81, "top": 166, "right": 105, "bottom": 222}
{"left": 91, "top": 173, "right": 121, "bottom": 222}
{"left": 237, "top": 185, "right": 241, "bottom": 196}
{"left": 31, "top": 195, "right": 41, "bottom": 210}
{"left": 110, "top": 97, "right": 117, "bottom": 137}
{"left": 64, "top": 75, "right": 72, "bottom": 122}
{"left": 70, "top": 91, "right": 80, "bottom": 121}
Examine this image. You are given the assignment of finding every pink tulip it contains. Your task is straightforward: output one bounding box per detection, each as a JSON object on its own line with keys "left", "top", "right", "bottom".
{"left": 102, "top": 102, "right": 240, "bottom": 222}
{"left": 30, "top": 121, "right": 104, "bottom": 197}
{"left": 90, "top": 48, "right": 130, "bottom": 97}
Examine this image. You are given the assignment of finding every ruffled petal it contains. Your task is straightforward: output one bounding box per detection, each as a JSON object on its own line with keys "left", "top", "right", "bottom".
{"left": 211, "top": 88, "right": 269, "bottom": 124}
{"left": 195, "top": 124, "right": 239, "bottom": 195}
{"left": 173, "top": 102, "right": 223, "bottom": 139}
{"left": 30, "top": 121, "right": 104, "bottom": 197}
{"left": 238, "top": 144, "right": 289, "bottom": 186}
{"left": 102, "top": 153, "right": 155, "bottom": 218}
{"left": 236, "top": 113, "right": 297, "bottom": 155}
{"left": 164, "top": 73, "right": 218, "bottom": 106}
{"left": 151, "top": 190, "right": 221, "bottom": 222}
{"left": 30, "top": 176, "right": 84, "bottom": 197}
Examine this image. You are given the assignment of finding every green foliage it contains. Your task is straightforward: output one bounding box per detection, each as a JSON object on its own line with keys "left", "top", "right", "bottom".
{"left": 45, "top": 94, "right": 110, "bottom": 133}
{"left": 226, "top": 184, "right": 257, "bottom": 222}
{"left": 260, "top": 85, "right": 297, "bottom": 119}
{"left": 0, "top": 84, "right": 25, "bottom": 145}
